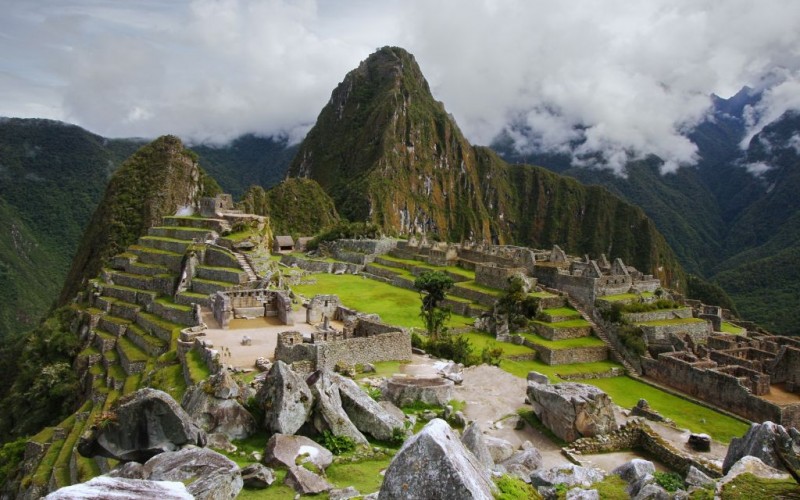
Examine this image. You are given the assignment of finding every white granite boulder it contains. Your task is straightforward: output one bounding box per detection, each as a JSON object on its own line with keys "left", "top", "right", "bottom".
{"left": 257, "top": 360, "right": 313, "bottom": 435}
{"left": 527, "top": 382, "right": 618, "bottom": 442}
{"left": 45, "top": 477, "right": 192, "bottom": 499}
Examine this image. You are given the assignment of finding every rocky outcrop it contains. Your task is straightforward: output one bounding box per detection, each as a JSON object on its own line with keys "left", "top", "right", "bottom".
{"left": 284, "top": 466, "right": 334, "bottom": 495}
{"left": 722, "top": 421, "right": 800, "bottom": 474}
{"left": 612, "top": 459, "right": 656, "bottom": 497}
{"left": 719, "top": 455, "right": 791, "bottom": 486}
{"left": 379, "top": 419, "right": 496, "bottom": 499}
{"left": 77, "top": 388, "right": 206, "bottom": 462}
{"left": 500, "top": 442, "right": 542, "bottom": 479}
{"left": 484, "top": 436, "right": 515, "bottom": 464}
{"left": 334, "top": 373, "right": 405, "bottom": 441}
{"left": 142, "top": 447, "right": 242, "bottom": 500}
{"left": 684, "top": 465, "right": 714, "bottom": 488}
{"left": 527, "top": 382, "right": 618, "bottom": 442}
{"left": 460, "top": 422, "right": 494, "bottom": 469}
{"left": 257, "top": 360, "right": 313, "bottom": 435}
{"left": 182, "top": 372, "right": 256, "bottom": 440}
{"left": 264, "top": 433, "right": 333, "bottom": 472}
{"left": 45, "top": 476, "right": 193, "bottom": 499}
{"left": 309, "top": 371, "right": 369, "bottom": 446}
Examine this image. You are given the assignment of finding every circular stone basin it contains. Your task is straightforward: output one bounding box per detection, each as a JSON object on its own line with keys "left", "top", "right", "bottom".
{"left": 385, "top": 376, "right": 454, "bottom": 407}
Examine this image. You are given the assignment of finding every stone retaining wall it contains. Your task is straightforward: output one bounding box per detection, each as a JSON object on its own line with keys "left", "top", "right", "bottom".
{"left": 197, "top": 266, "right": 245, "bottom": 284}
{"left": 474, "top": 263, "right": 524, "bottom": 290}
{"left": 638, "top": 320, "right": 710, "bottom": 343}
{"left": 451, "top": 285, "right": 497, "bottom": 307}
{"left": 524, "top": 341, "right": 608, "bottom": 365}
{"left": 281, "top": 254, "right": 334, "bottom": 273}
{"left": 533, "top": 322, "right": 592, "bottom": 340}
{"left": 623, "top": 308, "right": 693, "bottom": 323}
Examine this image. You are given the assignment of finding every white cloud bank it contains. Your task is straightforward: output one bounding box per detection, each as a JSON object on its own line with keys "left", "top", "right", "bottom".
{"left": 1, "top": 0, "right": 800, "bottom": 172}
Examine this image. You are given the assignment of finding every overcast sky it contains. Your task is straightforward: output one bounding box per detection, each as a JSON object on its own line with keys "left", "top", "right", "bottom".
{"left": 2, "top": 0, "right": 799, "bottom": 173}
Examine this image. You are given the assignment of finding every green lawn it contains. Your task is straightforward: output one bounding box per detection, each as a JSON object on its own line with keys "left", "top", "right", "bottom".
{"left": 581, "top": 377, "right": 749, "bottom": 444}
{"left": 532, "top": 318, "right": 591, "bottom": 328}
{"left": 541, "top": 307, "right": 581, "bottom": 317}
{"left": 521, "top": 332, "right": 605, "bottom": 349}
{"left": 454, "top": 280, "right": 503, "bottom": 295}
{"left": 458, "top": 331, "right": 536, "bottom": 356}
{"left": 721, "top": 321, "right": 746, "bottom": 335}
{"left": 499, "top": 358, "right": 622, "bottom": 381}
{"left": 291, "top": 273, "right": 474, "bottom": 329}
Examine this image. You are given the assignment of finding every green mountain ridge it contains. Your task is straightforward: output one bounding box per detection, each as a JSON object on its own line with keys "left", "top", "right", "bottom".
{"left": 288, "top": 46, "right": 683, "bottom": 286}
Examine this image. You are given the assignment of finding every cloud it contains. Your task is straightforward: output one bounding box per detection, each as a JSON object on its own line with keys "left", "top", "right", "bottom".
{"left": 2, "top": 0, "right": 800, "bottom": 167}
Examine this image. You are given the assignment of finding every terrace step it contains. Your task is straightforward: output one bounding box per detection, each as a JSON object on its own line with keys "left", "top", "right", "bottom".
{"left": 567, "top": 297, "right": 639, "bottom": 375}
{"left": 109, "top": 299, "right": 141, "bottom": 322}
{"left": 451, "top": 281, "right": 499, "bottom": 307}
{"left": 115, "top": 335, "right": 149, "bottom": 375}
{"left": 100, "top": 284, "right": 157, "bottom": 307}
{"left": 135, "top": 312, "right": 182, "bottom": 344}
{"left": 191, "top": 277, "right": 235, "bottom": 295}
{"left": 92, "top": 329, "right": 118, "bottom": 353}
{"left": 152, "top": 298, "right": 198, "bottom": 326}
{"left": 97, "top": 315, "right": 130, "bottom": 337}
{"left": 125, "top": 261, "right": 171, "bottom": 277}
{"left": 138, "top": 236, "right": 191, "bottom": 254}
{"left": 148, "top": 225, "right": 216, "bottom": 242}
{"left": 129, "top": 245, "right": 184, "bottom": 272}
{"left": 176, "top": 291, "right": 213, "bottom": 308}
{"left": 196, "top": 265, "right": 247, "bottom": 284}
{"left": 161, "top": 215, "right": 231, "bottom": 233}
{"left": 538, "top": 307, "right": 582, "bottom": 323}
{"left": 125, "top": 323, "right": 168, "bottom": 357}
{"left": 108, "top": 271, "right": 154, "bottom": 291}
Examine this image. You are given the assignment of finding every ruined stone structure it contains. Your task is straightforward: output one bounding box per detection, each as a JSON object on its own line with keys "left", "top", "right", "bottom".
{"left": 200, "top": 194, "right": 235, "bottom": 218}
{"left": 275, "top": 296, "right": 411, "bottom": 371}
{"left": 211, "top": 285, "right": 293, "bottom": 329}
{"left": 641, "top": 332, "right": 800, "bottom": 428}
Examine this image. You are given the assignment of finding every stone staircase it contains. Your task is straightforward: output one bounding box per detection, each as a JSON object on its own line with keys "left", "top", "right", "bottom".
{"left": 233, "top": 250, "right": 259, "bottom": 282}
{"left": 566, "top": 296, "right": 640, "bottom": 375}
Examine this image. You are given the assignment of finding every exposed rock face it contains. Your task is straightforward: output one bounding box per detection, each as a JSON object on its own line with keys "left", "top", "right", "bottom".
{"left": 264, "top": 433, "right": 333, "bottom": 472}
{"left": 530, "top": 464, "right": 606, "bottom": 489}
{"left": 284, "top": 466, "right": 334, "bottom": 495}
{"left": 612, "top": 459, "right": 656, "bottom": 486}
{"left": 309, "top": 371, "right": 369, "bottom": 445}
{"left": 257, "top": 360, "right": 313, "bottom": 435}
{"left": 460, "top": 422, "right": 494, "bottom": 469}
{"left": 182, "top": 375, "right": 256, "bottom": 440}
{"left": 379, "top": 419, "right": 496, "bottom": 499}
{"left": 566, "top": 489, "right": 599, "bottom": 500}
{"left": 142, "top": 447, "right": 243, "bottom": 500}
{"left": 484, "top": 436, "right": 515, "bottom": 464}
{"left": 684, "top": 465, "right": 714, "bottom": 488}
{"left": 500, "top": 443, "right": 542, "bottom": 479}
{"left": 527, "top": 382, "right": 618, "bottom": 442}
{"left": 240, "top": 463, "right": 275, "bottom": 489}
{"left": 334, "top": 373, "right": 405, "bottom": 441}
{"left": 720, "top": 455, "right": 791, "bottom": 484}
{"left": 633, "top": 483, "right": 670, "bottom": 500}
{"left": 77, "top": 388, "right": 206, "bottom": 462}
{"left": 527, "top": 371, "right": 549, "bottom": 385}
{"left": 45, "top": 476, "right": 193, "bottom": 499}
{"left": 722, "top": 421, "right": 800, "bottom": 474}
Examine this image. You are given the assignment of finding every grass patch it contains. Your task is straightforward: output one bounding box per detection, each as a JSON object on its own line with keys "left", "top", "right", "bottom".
{"left": 155, "top": 297, "right": 192, "bottom": 312}
{"left": 532, "top": 318, "right": 591, "bottom": 328}
{"left": 495, "top": 474, "right": 543, "bottom": 499}
{"left": 458, "top": 331, "right": 535, "bottom": 356}
{"left": 354, "top": 360, "right": 410, "bottom": 380}
{"left": 636, "top": 318, "right": 706, "bottom": 326}
{"left": 122, "top": 373, "right": 142, "bottom": 394}
{"left": 291, "top": 273, "right": 474, "bottom": 329}
{"left": 717, "top": 472, "right": 800, "bottom": 498}
{"left": 499, "top": 358, "right": 623, "bottom": 381}
{"left": 581, "top": 377, "right": 749, "bottom": 443}
{"left": 541, "top": 307, "right": 581, "bottom": 317}
{"left": 236, "top": 470, "right": 294, "bottom": 500}
{"left": 325, "top": 458, "right": 392, "bottom": 495}
{"left": 520, "top": 332, "right": 606, "bottom": 349}
{"left": 116, "top": 336, "right": 149, "bottom": 362}
{"left": 558, "top": 475, "right": 630, "bottom": 499}
{"left": 149, "top": 364, "right": 187, "bottom": 402}
{"left": 454, "top": 280, "right": 503, "bottom": 295}
{"left": 721, "top": 321, "right": 747, "bottom": 335}
{"left": 186, "top": 348, "right": 211, "bottom": 384}
{"left": 517, "top": 408, "right": 566, "bottom": 446}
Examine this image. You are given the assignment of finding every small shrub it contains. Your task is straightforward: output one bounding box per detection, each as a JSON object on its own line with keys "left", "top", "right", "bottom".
{"left": 318, "top": 430, "right": 356, "bottom": 455}
{"left": 426, "top": 333, "right": 477, "bottom": 366}
{"left": 599, "top": 303, "right": 625, "bottom": 323}
{"left": 364, "top": 385, "right": 382, "bottom": 401}
{"left": 411, "top": 331, "right": 426, "bottom": 350}
{"left": 653, "top": 471, "right": 684, "bottom": 492}
{"left": 494, "top": 474, "right": 542, "bottom": 499}
{"left": 618, "top": 325, "right": 647, "bottom": 355}
{"left": 93, "top": 411, "right": 118, "bottom": 430}
{"left": 480, "top": 342, "right": 504, "bottom": 366}
{"left": 389, "top": 426, "right": 406, "bottom": 446}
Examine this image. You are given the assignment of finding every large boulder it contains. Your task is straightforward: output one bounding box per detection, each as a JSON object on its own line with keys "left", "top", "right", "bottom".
{"left": 500, "top": 442, "right": 542, "bottom": 479}
{"left": 264, "top": 433, "right": 333, "bottom": 472}
{"left": 45, "top": 476, "right": 192, "bottom": 499}
{"left": 143, "top": 447, "right": 243, "bottom": 500}
{"left": 333, "top": 373, "right": 405, "bottom": 441}
{"left": 722, "top": 421, "right": 800, "bottom": 474}
{"left": 612, "top": 459, "right": 656, "bottom": 488}
{"left": 530, "top": 464, "right": 605, "bottom": 489}
{"left": 240, "top": 463, "right": 275, "bottom": 489}
{"left": 484, "top": 436, "right": 515, "bottom": 463}
{"left": 526, "top": 382, "right": 617, "bottom": 442}
{"left": 308, "top": 371, "right": 369, "bottom": 446}
{"left": 461, "top": 422, "right": 494, "bottom": 469}
{"left": 182, "top": 377, "right": 256, "bottom": 440}
{"left": 379, "top": 419, "right": 496, "bottom": 499}
{"left": 257, "top": 360, "right": 313, "bottom": 435}
{"left": 720, "top": 455, "right": 791, "bottom": 486}
{"left": 77, "top": 388, "right": 206, "bottom": 462}
{"left": 284, "top": 466, "right": 334, "bottom": 495}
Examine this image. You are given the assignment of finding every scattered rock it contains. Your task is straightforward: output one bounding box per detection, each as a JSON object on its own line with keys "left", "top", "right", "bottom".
{"left": 500, "top": 445, "right": 542, "bottom": 480}
{"left": 611, "top": 459, "right": 655, "bottom": 488}
{"left": 106, "top": 462, "right": 145, "bottom": 479}
{"left": 308, "top": 371, "right": 369, "bottom": 445}
{"left": 264, "top": 433, "right": 333, "bottom": 472}
{"left": 461, "top": 422, "right": 494, "bottom": 469}
{"left": 255, "top": 357, "right": 271, "bottom": 372}
{"left": 45, "top": 476, "right": 192, "bottom": 499}
{"left": 379, "top": 419, "right": 496, "bottom": 499}
{"left": 452, "top": 411, "right": 467, "bottom": 427}
{"left": 630, "top": 399, "right": 666, "bottom": 422}
{"left": 248, "top": 451, "right": 262, "bottom": 462}
{"left": 361, "top": 363, "right": 376, "bottom": 373}
{"left": 240, "top": 463, "right": 275, "bottom": 489}
{"left": 257, "top": 360, "right": 313, "bottom": 435}
{"left": 77, "top": 388, "right": 206, "bottom": 462}
{"left": 206, "top": 432, "right": 237, "bottom": 453}
{"left": 527, "top": 371, "right": 549, "bottom": 385}
{"left": 484, "top": 436, "right": 515, "bottom": 464}
{"left": 530, "top": 464, "right": 605, "bottom": 489}
{"left": 334, "top": 372, "right": 405, "bottom": 441}
{"left": 566, "top": 488, "right": 599, "bottom": 500}
{"left": 420, "top": 410, "right": 438, "bottom": 422}
{"left": 722, "top": 421, "right": 800, "bottom": 474}
{"left": 633, "top": 482, "right": 670, "bottom": 500}
{"left": 284, "top": 466, "right": 334, "bottom": 495}
{"left": 143, "top": 447, "right": 242, "bottom": 500}
{"left": 527, "top": 382, "right": 618, "bottom": 442}
{"left": 687, "top": 433, "right": 711, "bottom": 452}
{"left": 437, "top": 361, "right": 464, "bottom": 385}
{"left": 684, "top": 465, "right": 714, "bottom": 488}
{"left": 181, "top": 381, "right": 256, "bottom": 441}
{"left": 329, "top": 486, "right": 361, "bottom": 499}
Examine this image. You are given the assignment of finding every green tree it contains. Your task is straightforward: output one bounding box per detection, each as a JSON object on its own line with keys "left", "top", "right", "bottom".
{"left": 414, "top": 271, "right": 454, "bottom": 339}
{"left": 496, "top": 276, "right": 538, "bottom": 332}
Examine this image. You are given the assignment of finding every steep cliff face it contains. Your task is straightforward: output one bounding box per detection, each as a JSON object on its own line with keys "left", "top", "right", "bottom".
{"left": 59, "top": 135, "right": 220, "bottom": 303}
{"left": 288, "top": 46, "right": 683, "bottom": 284}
